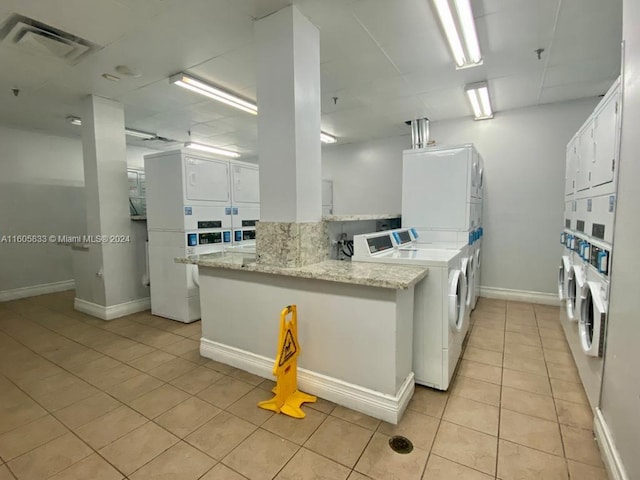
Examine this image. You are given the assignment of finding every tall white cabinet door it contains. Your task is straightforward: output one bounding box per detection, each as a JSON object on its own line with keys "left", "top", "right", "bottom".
{"left": 592, "top": 92, "right": 619, "bottom": 188}
{"left": 565, "top": 136, "right": 578, "bottom": 196}
{"left": 576, "top": 122, "right": 594, "bottom": 192}
{"left": 231, "top": 162, "right": 260, "bottom": 204}
{"left": 184, "top": 156, "right": 230, "bottom": 203}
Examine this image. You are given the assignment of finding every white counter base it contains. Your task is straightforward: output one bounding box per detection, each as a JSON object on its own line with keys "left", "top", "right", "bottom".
{"left": 201, "top": 338, "right": 415, "bottom": 424}
{"left": 197, "top": 266, "right": 417, "bottom": 424}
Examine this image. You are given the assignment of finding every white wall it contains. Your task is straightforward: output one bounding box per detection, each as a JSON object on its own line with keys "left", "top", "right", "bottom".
{"left": 322, "top": 98, "right": 599, "bottom": 294}
{"left": 598, "top": 1, "right": 640, "bottom": 477}
{"left": 322, "top": 135, "right": 408, "bottom": 215}
{"left": 431, "top": 98, "right": 599, "bottom": 294}
{"left": 0, "top": 125, "right": 85, "bottom": 294}
{"left": 0, "top": 124, "right": 159, "bottom": 298}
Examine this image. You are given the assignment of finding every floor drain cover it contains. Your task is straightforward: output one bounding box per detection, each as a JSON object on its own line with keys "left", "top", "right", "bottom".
{"left": 389, "top": 435, "right": 413, "bottom": 454}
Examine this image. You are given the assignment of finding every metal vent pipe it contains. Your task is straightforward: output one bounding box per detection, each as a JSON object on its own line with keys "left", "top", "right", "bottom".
{"left": 410, "top": 118, "right": 429, "bottom": 149}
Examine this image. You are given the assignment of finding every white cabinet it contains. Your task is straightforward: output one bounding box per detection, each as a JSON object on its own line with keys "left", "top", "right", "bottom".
{"left": 565, "top": 136, "right": 578, "bottom": 196}
{"left": 592, "top": 89, "right": 620, "bottom": 188}
{"left": 576, "top": 121, "right": 594, "bottom": 194}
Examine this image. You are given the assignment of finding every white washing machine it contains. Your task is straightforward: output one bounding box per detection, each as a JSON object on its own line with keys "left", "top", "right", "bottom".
{"left": 392, "top": 228, "right": 473, "bottom": 336}
{"left": 579, "top": 266, "right": 609, "bottom": 357}
{"left": 353, "top": 231, "right": 467, "bottom": 390}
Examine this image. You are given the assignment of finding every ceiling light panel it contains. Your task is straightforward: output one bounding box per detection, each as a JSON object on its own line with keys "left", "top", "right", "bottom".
{"left": 433, "top": 0, "right": 482, "bottom": 68}
{"left": 465, "top": 82, "right": 493, "bottom": 120}
{"left": 184, "top": 141, "right": 241, "bottom": 158}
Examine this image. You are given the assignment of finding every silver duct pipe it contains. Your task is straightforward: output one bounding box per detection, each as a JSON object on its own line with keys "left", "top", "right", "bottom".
{"left": 410, "top": 118, "right": 430, "bottom": 149}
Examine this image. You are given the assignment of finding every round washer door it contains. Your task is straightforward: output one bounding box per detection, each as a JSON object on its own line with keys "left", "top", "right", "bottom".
{"left": 558, "top": 256, "right": 571, "bottom": 301}
{"left": 566, "top": 265, "right": 585, "bottom": 322}
{"left": 461, "top": 257, "right": 474, "bottom": 308}
{"left": 558, "top": 261, "right": 565, "bottom": 300}
{"left": 579, "top": 281, "right": 606, "bottom": 357}
{"left": 449, "top": 269, "right": 468, "bottom": 333}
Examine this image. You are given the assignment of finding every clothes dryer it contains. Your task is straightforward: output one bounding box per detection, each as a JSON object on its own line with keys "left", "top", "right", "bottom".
{"left": 353, "top": 231, "right": 467, "bottom": 390}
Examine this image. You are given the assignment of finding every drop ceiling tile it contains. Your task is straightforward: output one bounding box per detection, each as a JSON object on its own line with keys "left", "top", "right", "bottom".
{"left": 349, "top": 0, "right": 433, "bottom": 47}
{"left": 490, "top": 73, "right": 543, "bottom": 112}
{"left": 321, "top": 47, "right": 399, "bottom": 90}
{"left": 543, "top": 65, "right": 617, "bottom": 89}
{"left": 321, "top": 89, "right": 366, "bottom": 114}
{"left": 418, "top": 87, "right": 471, "bottom": 121}
{"left": 380, "top": 33, "right": 451, "bottom": 76}
{"left": 539, "top": 79, "right": 616, "bottom": 105}
{"left": 189, "top": 53, "right": 256, "bottom": 94}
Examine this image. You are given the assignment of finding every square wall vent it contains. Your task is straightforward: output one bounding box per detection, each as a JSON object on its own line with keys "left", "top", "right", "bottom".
{"left": 0, "top": 14, "right": 101, "bottom": 64}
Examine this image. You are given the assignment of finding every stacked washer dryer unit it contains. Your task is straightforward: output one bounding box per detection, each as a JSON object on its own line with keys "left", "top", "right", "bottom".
{"left": 145, "top": 150, "right": 260, "bottom": 323}
{"left": 560, "top": 77, "right": 621, "bottom": 410}
{"left": 402, "top": 144, "right": 484, "bottom": 315}
{"left": 352, "top": 229, "right": 468, "bottom": 390}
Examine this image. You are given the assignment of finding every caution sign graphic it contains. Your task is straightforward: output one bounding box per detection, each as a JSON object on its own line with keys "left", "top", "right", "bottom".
{"left": 258, "top": 305, "right": 316, "bottom": 418}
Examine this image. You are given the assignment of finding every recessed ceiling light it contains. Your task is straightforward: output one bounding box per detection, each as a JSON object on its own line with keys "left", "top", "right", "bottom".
{"left": 433, "top": 0, "right": 483, "bottom": 68}
{"left": 184, "top": 141, "right": 241, "bottom": 158}
{"left": 115, "top": 65, "right": 142, "bottom": 78}
{"left": 465, "top": 82, "right": 493, "bottom": 120}
{"left": 101, "top": 73, "right": 120, "bottom": 82}
{"left": 320, "top": 132, "right": 337, "bottom": 144}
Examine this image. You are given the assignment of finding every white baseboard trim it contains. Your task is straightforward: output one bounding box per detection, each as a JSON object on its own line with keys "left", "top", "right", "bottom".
{"left": 0, "top": 280, "right": 75, "bottom": 302}
{"left": 74, "top": 297, "right": 150, "bottom": 321}
{"left": 594, "top": 408, "right": 629, "bottom": 480}
{"left": 200, "top": 338, "right": 414, "bottom": 424}
{"left": 480, "top": 286, "right": 561, "bottom": 306}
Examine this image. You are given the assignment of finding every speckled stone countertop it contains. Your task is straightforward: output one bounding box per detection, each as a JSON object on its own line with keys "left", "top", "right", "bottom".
{"left": 322, "top": 213, "right": 401, "bottom": 222}
{"left": 176, "top": 252, "right": 427, "bottom": 290}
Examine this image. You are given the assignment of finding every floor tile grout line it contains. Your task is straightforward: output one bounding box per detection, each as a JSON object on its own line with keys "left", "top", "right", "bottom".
{"left": 494, "top": 302, "right": 508, "bottom": 479}
{"left": 0, "top": 302, "right": 240, "bottom": 478}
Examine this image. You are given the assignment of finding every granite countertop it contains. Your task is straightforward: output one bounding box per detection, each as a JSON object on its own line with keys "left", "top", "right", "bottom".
{"left": 322, "top": 213, "right": 401, "bottom": 222}
{"left": 176, "top": 252, "right": 427, "bottom": 290}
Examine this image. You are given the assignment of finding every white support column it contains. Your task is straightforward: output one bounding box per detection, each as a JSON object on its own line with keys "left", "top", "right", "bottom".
{"left": 255, "top": 5, "right": 322, "bottom": 223}
{"left": 254, "top": 6, "right": 328, "bottom": 267}
{"left": 73, "top": 95, "right": 150, "bottom": 319}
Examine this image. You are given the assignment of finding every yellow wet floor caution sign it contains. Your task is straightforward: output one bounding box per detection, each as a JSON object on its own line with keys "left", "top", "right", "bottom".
{"left": 258, "top": 305, "right": 316, "bottom": 418}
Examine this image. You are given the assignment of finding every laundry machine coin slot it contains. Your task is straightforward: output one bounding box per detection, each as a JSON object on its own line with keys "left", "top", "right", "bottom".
{"left": 576, "top": 220, "right": 585, "bottom": 232}
{"left": 198, "top": 232, "right": 222, "bottom": 244}
{"left": 565, "top": 219, "right": 571, "bottom": 228}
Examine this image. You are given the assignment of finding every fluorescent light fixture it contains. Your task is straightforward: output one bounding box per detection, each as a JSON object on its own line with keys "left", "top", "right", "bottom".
{"left": 66, "top": 116, "right": 82, "bottom": 126}
{"left": 320, "top": 131, "right": 337, "bottom": 144}
{"left": 433, "top": 0, "right": 482, "bottom": 68}
{"left": 66, "top": 116, "right": 157, "bottom": 139}
{"left": 184, "top": 141, "right": 241, "bottom": 158}
{"left": 465, "top": 82, "right": 493, "bottom": 120}
{"left": 123, "top": 128, "right": 157, "bottom": 140}
{"left": 170, "top": 73, "right": 258, "bottom": 115}
{"left": 170, "top": 72, "right": 338, "bottom": 144}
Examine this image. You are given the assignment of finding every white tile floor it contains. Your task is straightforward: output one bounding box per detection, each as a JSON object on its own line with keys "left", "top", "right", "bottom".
{"left": 0, "top": 292, "right": 608, "bottom": 479}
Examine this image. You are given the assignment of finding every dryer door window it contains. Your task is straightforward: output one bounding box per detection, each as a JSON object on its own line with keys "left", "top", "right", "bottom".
{"left": 580, "top": 282, "right": 606, "bottom": 357}
{"left": 449, "top": 269, "right": 467, "bottom": 332}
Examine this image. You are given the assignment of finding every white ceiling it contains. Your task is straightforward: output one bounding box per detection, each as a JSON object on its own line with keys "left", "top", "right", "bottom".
{"left": 0, "top": 0, "right": 622, "bottom": 155}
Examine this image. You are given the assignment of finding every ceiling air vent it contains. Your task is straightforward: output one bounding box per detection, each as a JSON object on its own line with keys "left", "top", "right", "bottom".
{"left": 0, "top": 14, "right": 100, "bottom": 64}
